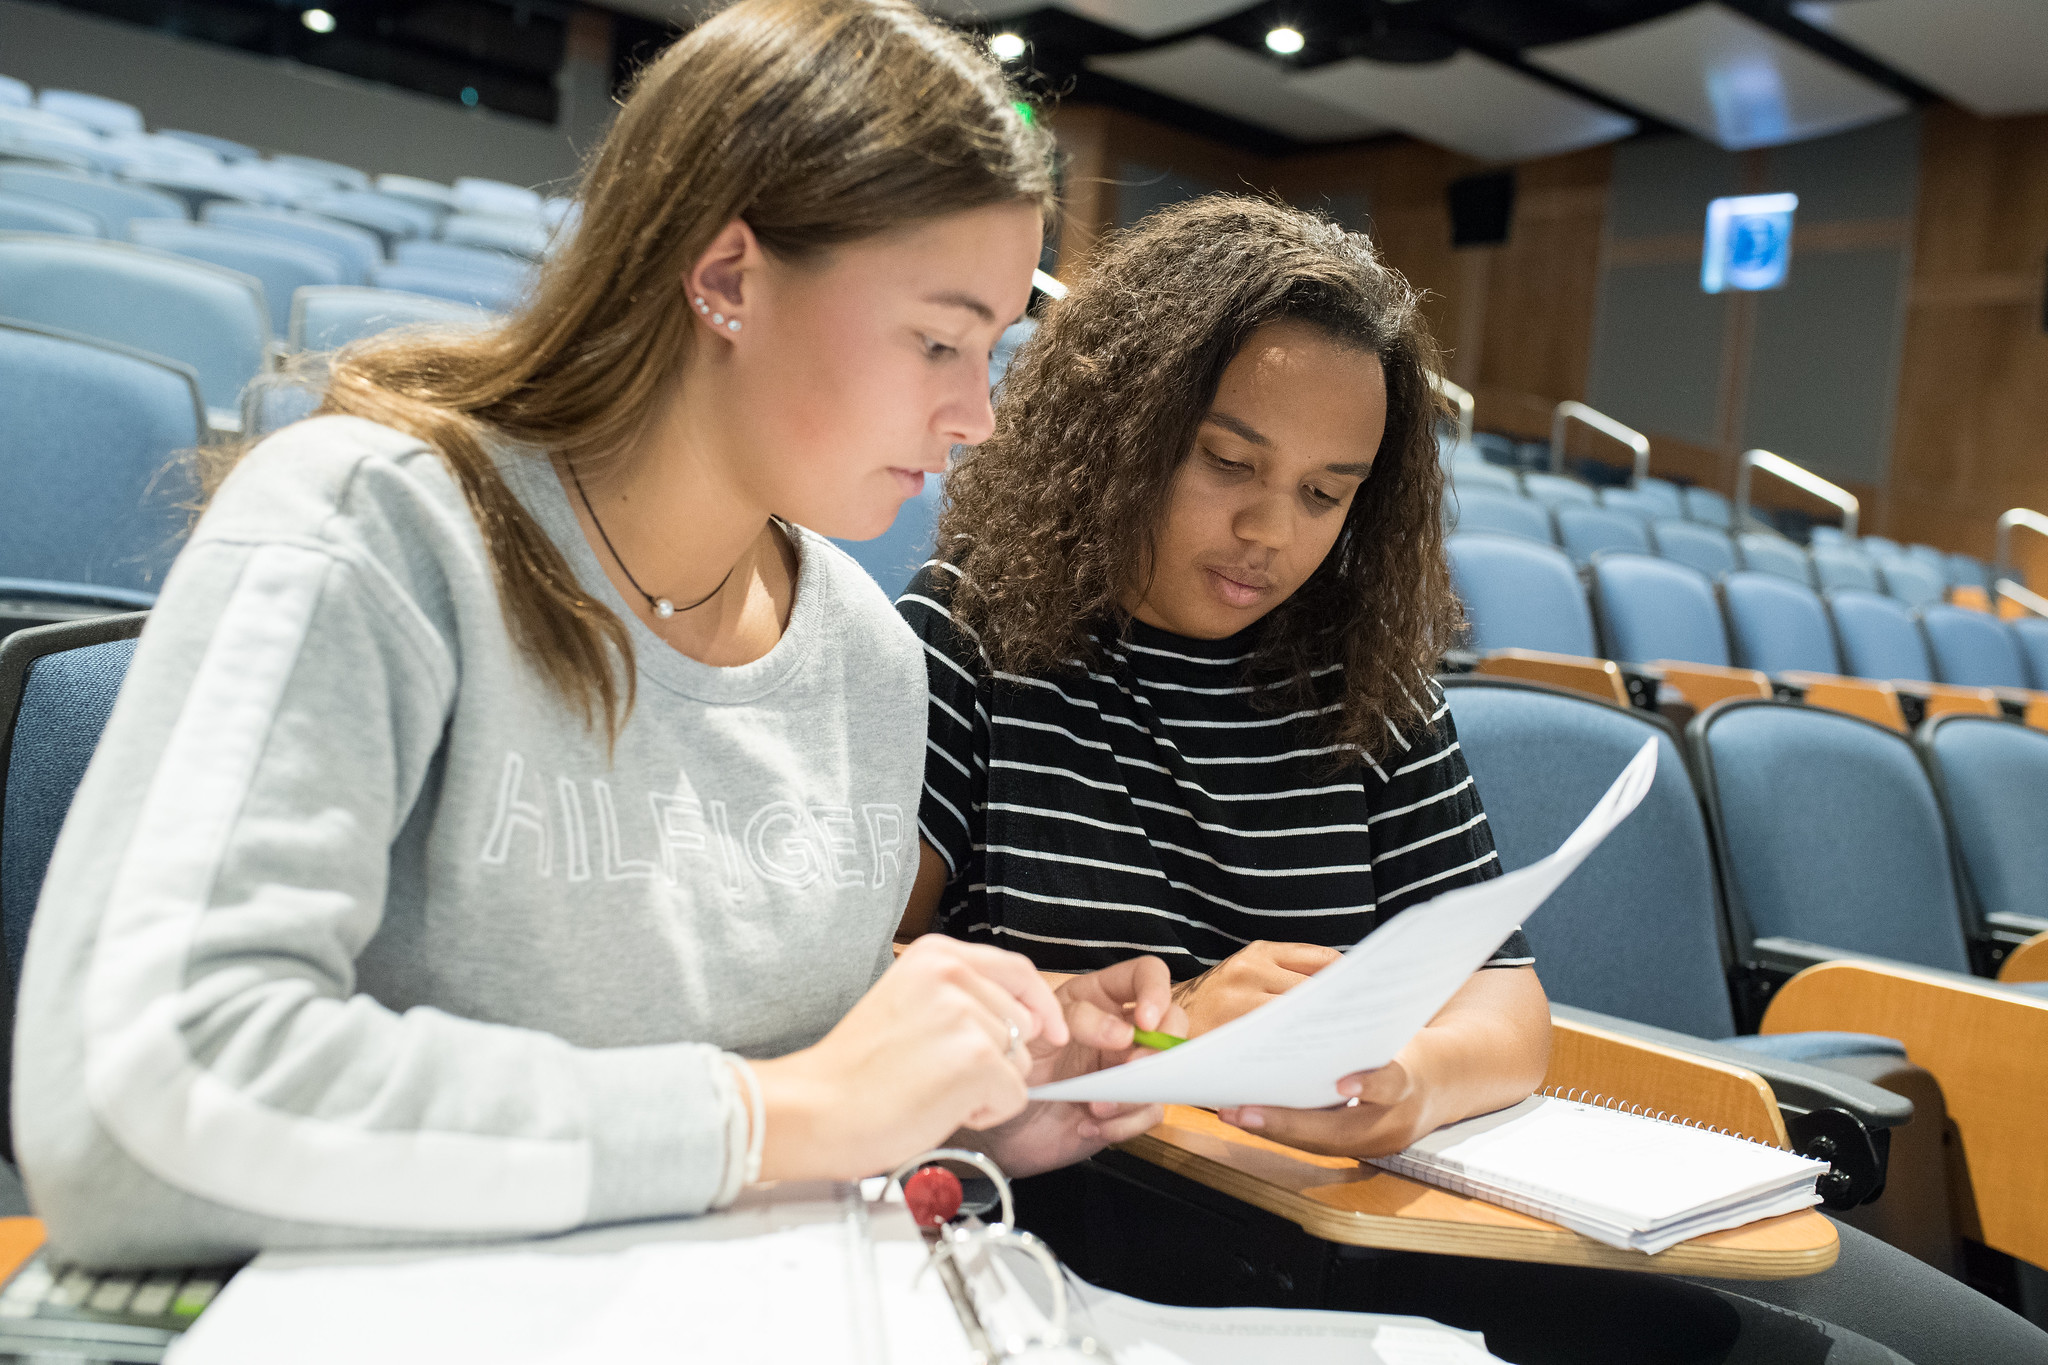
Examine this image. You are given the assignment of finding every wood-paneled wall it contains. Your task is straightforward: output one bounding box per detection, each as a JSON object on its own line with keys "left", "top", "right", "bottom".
{"left": 1044, "top": 101, "right": 2048, "bottom": 574}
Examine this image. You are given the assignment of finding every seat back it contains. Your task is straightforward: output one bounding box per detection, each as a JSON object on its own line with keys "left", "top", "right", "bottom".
{"left": 1809, "top": 525, "right": 1847, "bottom": 546}
{"left": 1720, "top": 571, "right": 1841, "bottom": 675}
{"left": 452, "top": 177, "right": 542, "bottom": 218}
{"left": 1875, "top": 553, "right": 1946, "bottom": 610}
{"left": 1594, "top": 486, "right": 1660, "bottom": 522}
{"left": 0, "top": 166, "right": 184, "bottom": 234}
{"left": 1446, "top": 533, "right": 1597, "bottom": 656}
{"left": 368, "top": 262, "right": 521, "bottom": 313}
{"left": 1444, "top": 678, "right": 1738, "bottom": 1038}
{"left": 392, "top": 239, "right": 531, "bottom": 283}
{"left": 832, "top": 477, "right": 943, "bottom": 600}
{"left": 373, "top": 174, "right": 456, "bottom": 214}
{"left": 1829, "top": 589, "right": 1934, "bottom": 682}
{"left": 203, "top": 204, "right": 380, "bottom": 285}
{"left": 1553, "top": 505, "right": 1651, "bottom": 565}
{"left": 2009, "top": 617, "right": 2048, "bottom": 691}
{"left": 1811, "top": 543, "right": 1881, "bottom": 594}
{"left": 0, "top": 614, "right": 146, "bottom": 1160}
{"left": 0, "top": 190, "right": 102, "bottom": 236}
{"left": 1690, "top": 701, "right": 1974, "bottom": 973}
{"left": 130, "top": 221, "right": 346, "bottom": 335}
{"left": 295, "top": 191, "right": 420, "bottom": 248}
{"left": 289, "top": 285, "right": 492, "bottom": 352}
{"left": 439, "top": 214, "right": 549, "bottom": 259}
{"left": 1444, "top": 490, "right": 1552, "bottom": 544}
{"left": 1633, "top": 477, "right": 1686, "bottom": 520}
{"left": 0, "top": 321, "right": 204, "bottom": 593}
{"left": 35, "top": 89, "right": 143, "bottom": 135}
{"left": 1519, "top": 472, "right": 1597, "bottom": 507}
{"left": 0, "top": 233, "right": 267, "bottom": 416}
{"left": 1650, "top": 519, "right": 1737, "bottom": 580}
{"left": 1683, "top": 487, "right": 1733, "bottom": 527}
{"left": 1946, "top": 554, "right": 1993, "bottom": 593}
{"left": 1734, "top": 532, "right": 1812, "bottom": 586}
{"left": 1589, "top": 553, "right": 1730, "bottom": 666}
{"left": 1447, "top": 459, "right": 1520, "bottom": 498}
{"left": 0, "top": 76, "right": 29, "bottom": 109}
{"left": 1920, "top": 605, "right": 2029, "bottom": 689}
{"left": 1918, "top": 716, "right": 2048, "bottom": 945}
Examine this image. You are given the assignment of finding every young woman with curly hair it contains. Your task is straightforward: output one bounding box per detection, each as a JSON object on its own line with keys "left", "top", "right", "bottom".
{"left": 897, "top": 194, "right": 1546, "bottom": 1163}
{"left": 896, "top": 196, "right": 2047, "bottom": 1365}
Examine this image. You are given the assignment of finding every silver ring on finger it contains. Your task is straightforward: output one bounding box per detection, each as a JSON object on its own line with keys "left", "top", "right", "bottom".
{"left": 1005, "top": 1017, "right": 1025, "bottom": 1062}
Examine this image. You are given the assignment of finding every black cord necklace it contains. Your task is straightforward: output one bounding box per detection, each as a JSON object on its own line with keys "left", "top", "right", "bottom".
{"left": 570, "top": 467, "right": 737, "bottom": 621}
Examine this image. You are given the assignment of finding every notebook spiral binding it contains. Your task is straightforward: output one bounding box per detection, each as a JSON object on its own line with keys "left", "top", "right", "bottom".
{"left": 1537, "top": 1085, "right": 1779, "bottom": 1149}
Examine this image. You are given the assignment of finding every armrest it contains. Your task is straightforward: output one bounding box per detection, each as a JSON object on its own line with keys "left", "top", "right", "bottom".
{"left": 1544, "top": 1011, "right": 1786, "bottom": 1147}
{"left": 1761, "top": 959, "right": 2048, "bottom": 1268}
{"left": 1998, "top": 931, "right": 2048, "bottom": 985}
{"left": 1986, "top": 911, "right": 2048, "bottom": 939}
{"left": 1472, "top": 649, "right": 1630, "bottom": 707}
{"left": 1645, "top": 660, "right": 1772, "bottom": 711}
{"left": 1774, "top": 672, "right": 1907, "bottom": 733}
{"left": 1549, "top": 1005, "right": 1910, "bottom": 1129}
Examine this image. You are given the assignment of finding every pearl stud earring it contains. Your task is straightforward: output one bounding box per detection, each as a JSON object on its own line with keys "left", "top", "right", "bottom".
{"left": 693, "top": 296, "right": 709, "bottom": 313}
{"left": 727, "top": 319, "right": 741, "bottom": 332}
{"left": 711, "top": 312, "right": 724, "bottom": 325}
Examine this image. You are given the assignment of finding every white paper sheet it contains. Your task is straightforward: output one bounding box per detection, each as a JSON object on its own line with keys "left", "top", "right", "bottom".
{"left": 1030, "top": 738, "right": 1658, "bottom": 1109}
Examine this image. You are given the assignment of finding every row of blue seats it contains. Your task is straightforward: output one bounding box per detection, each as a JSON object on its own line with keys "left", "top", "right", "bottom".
{"left": 1449, "top": 531, "right": 2048, "bottom": 697}
{"left": 1447, "top": 483, "right": 1979, "bottom": 610}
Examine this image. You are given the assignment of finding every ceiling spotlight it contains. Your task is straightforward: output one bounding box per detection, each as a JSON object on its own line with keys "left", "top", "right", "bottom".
{"left": 1265, "top": 26, "right": 1305, "bottom": 55}
{"left": 990, "top": 32, "right": 1026, "bottom": 62}
{"left": 300, "top": 7, "right": 335, "bottom": 31}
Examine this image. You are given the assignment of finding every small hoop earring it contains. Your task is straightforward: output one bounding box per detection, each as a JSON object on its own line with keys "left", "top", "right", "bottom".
{"left": 727, "top": 318, "right": 742, "bottom": 332}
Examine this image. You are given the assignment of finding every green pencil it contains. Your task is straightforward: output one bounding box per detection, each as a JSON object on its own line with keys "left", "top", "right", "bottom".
{"left": 1131, "top": 1028, "right": 1186, "bottom": 1051}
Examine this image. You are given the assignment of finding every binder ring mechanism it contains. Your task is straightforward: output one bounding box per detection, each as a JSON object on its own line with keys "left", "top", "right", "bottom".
{"left": 888, "top": 1148, "right": 1108, "bottom": 1361}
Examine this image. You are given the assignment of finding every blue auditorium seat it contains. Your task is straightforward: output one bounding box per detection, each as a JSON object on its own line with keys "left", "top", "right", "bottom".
{"left": 1468, "top": 432, "right": 1517, "bottom": 466}
{"left": 1553, "top": 505, "right": 1651, "bottom": 565}
{"left": 392, "top": 239, "right": 532, "bottom": 283}
{"left": 0, "top": 167, "right": 184, "bottom": 235}
{"left": 204, "top": 204, "right": 381, "bottom": 286}
{"left": 1721, "top": 571, "right": 1840, "bottom": 675}
{"left": 1589, "top": 552, "right": 1730, "bottom": 666}
{"left": 158, "top": 130, "right": 258, "bottom": 162}
{"left": 1812, "top": 543, "right": 1882, "bottom": 594}
{"left": 2010, "top": 617, "right": 2048, "bottom": 690}
{"left": 1905, "top": 544, "right": 1947, "bottom": 574}
{"left": 0, "top": 321, "right": 202, "bottom": 598}
{"left": 1735, "top": 532, "right": 1812, "bottom": 586}
{"left": 1917, "top": 716, "right": 2048, "bottom": 942}
{"left": 1828, "top": 590, "right": 1935, "bottom": 683}
{"left": 130, "top": 221, "right": 346, "bottom": 335}
{"left": 1945, "top": 554, "right": 1994, "bottom": 593}
{"left": 370, "top": 262, "right": 523, "bottom": 313}
{"left": 0, "top": 191, "right": 101, "bottom": 236}
{"left": 0, "top": 234, "right": 267, "bottom": 426}
{"left": 1447, "top": 458, "right": 1519, "bottom": 498}
{"left": 1683, "top": 486, "right": 1733, "bottom": 527}
{"left": 1691, "top": 701, "right": 1976, "bottom": 974}
{"left": 1594, "top": 486, "right": 1659, "bottom": 521}
{"left": 270, "top": 154, "right": 369, "bottom": 190}
{"left": 34, "top": 89, "right": 142, "bottom": 136}
{"left": 0, "top": 76, "right": 29, "bottom": 109}
{"left": 295, "top": 190, "right": 424, "bottom": 250}
{"left": 1519, "top": 472, "right": 1598, "bottom": 508}
{"left": 440, "top": 213, "right": 550, "bottom": 260}
{"left": 1446, "top": 533, "right": 1596, "bottom": 656}
{"left": 1446, "top": 490, "right": 1552, "bottom": 544}
{"left": 373, "top": 174, "right": 457, "bottom": 216}
{"left": 832, "top": 476, "right": 943, "bottom": 600}
{"left": 453, "top": 177, "right": 543, "bottom": 219}
{"left": 1874, "top": 554, "right": 1946, "bottom": 610}
{"left": 288, "top": 285, "right": 493, "bottom": 352}
{"left": 1920, "top": 605, "right": 2029, "bottom": 689}
{"left": 1809, "top": 525, "right": 1848, "bottom": 547}
{"left": 1648, "top": 519, "right": 1737, "bottom": 580}
{"left": 1862, "top": 535, "right": 1902, "bottom": 556}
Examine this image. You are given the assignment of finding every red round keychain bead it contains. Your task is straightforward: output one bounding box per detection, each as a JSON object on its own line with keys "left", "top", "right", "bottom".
{"left": 903, "top": 1165, "right": 964, "bottom": 1228}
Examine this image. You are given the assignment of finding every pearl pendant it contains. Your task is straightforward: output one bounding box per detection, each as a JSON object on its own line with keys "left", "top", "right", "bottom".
{"left": 653, "top": 598, "right": 675, "bottom": 619}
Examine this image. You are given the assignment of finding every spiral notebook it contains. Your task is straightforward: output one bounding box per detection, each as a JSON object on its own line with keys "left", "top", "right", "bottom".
{"left": 1368, "top": 1092, "right": 1830, "bottom": 1255}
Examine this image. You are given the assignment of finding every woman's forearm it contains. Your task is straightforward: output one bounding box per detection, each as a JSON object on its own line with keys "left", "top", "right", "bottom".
{"left": 1398, "top": 966, "right": 1552, "bottom": 1134}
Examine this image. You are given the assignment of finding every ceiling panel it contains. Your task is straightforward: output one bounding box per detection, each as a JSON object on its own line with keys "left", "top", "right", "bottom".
{"left": 1528, "top": 3, "right": 1908, "bottom": 151}
{"left": 1089, "top": 38, "right": 1385, "bottom": 142}
{"left": 1289, "top": 52, "right": 1637, "bottom": 164}
{"left": 1791, "top": 0, "right": 2048, "bottom": 117}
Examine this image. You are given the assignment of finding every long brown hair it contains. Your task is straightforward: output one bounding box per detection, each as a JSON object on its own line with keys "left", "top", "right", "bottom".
{"left": 940, "top": 195, "right": 1458, "bottom": 762}
{"left": 213, "top": 0, "right": 1053, "bottom": 739}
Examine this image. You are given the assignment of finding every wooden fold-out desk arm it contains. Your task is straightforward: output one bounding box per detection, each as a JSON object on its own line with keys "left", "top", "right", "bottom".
{"left": 1115, "top": 1015, "right": 1836, "bottom": 1280}
{"left": 1762, "top": 960, "right": 2048, "bottom": 1269}
{"left": 1472, "top": 649, "right": 1630, "bottom": 708}
{"left": 1997, "top": 930, "right": 2048, "bottom": 984}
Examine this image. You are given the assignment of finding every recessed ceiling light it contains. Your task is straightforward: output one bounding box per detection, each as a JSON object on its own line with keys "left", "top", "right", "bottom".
{"left": 300, "top": 7, "right": 336, "bottom": 32}
{"left": 1265, "top": 27, "right": 1305, "bottom": 55}
{"left": 990, "top": 32, "right": 1027, "bottom": 62}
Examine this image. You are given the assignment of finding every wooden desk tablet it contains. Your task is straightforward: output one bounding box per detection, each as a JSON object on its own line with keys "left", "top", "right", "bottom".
{"left": 1115, "top": 1015, "right": 1839, "bottom": 1281}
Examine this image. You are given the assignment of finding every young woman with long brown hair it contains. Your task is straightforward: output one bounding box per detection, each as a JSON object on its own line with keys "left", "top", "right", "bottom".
{"left": 899, "top": 196, "right": 2045, "bottom": 1365}
{"left": 13, "top": 0, "right": 1178, "bottom": 1269}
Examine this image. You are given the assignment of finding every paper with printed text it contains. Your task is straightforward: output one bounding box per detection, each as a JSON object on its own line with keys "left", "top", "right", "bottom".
{"left": 1029, "top": 738, "right": 1659, "bottom": 1109}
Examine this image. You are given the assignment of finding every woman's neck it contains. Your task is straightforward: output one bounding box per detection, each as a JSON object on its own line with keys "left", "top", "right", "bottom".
{"left": 560, "top": 391, "right": 798, "bottom": 668}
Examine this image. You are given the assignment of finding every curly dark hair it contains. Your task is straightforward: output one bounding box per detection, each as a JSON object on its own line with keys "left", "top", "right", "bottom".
{"left": 939, "top": 194, "right": 1461, "bottom": 762}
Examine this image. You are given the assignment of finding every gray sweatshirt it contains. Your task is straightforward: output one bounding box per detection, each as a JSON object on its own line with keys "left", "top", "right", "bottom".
{"left": 14, "top": 416, "right": 925, "bottom": 1269}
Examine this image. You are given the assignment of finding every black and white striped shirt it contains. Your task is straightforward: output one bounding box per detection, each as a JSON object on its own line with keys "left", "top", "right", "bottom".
{"left": 900, "top": 562, "right": 1532, "bottom": 979}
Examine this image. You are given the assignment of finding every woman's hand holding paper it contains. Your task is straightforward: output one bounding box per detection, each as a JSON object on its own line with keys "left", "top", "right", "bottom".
{"left": 1172, "top": 941, "right": 1342, "bottom": 1037}
{"left": 970, "top": 955, "right": 1187, "bottom": 1177}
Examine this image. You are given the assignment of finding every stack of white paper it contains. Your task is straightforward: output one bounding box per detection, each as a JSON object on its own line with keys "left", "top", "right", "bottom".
{"left": 1370, "top": 1096, "right": 1828, "bottom": 1254}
